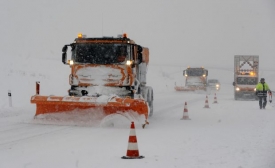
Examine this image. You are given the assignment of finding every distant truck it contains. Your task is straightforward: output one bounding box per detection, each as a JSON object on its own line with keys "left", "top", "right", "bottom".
{"left": 175, "top": 67, "right": 208, "bottom": 91}
{"left": 233, "top": 55, "right": 259, "bottom": 100}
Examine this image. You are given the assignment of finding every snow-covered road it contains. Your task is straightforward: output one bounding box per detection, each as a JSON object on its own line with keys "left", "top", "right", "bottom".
{"left": 1, "top": 65, "right": 275, "bottom": 168}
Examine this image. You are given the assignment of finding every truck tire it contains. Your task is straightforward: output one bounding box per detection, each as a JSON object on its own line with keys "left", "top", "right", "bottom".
{"left": 147, "top": 86, "right": 154, "bottom": 117}
{"left": 141, "top": 86, "right": 153, "bottom": 117}
{"left": 148, "top": 100, "right": 153, "bottom": 117}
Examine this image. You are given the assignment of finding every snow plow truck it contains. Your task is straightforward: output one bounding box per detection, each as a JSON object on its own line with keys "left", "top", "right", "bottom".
{"left": 30, "top": 33, "right": 153, "bottom": 127}
{"left": 175, "top": 67, "right": 208, "bottom": 91}
{"left": 233, "top": 55, "right": 259, "bottom": 100}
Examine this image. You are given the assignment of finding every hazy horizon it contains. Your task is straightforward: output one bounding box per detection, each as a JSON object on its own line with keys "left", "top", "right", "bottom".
{"left": 1, "top": 0, "right": 275, "bottom": 70}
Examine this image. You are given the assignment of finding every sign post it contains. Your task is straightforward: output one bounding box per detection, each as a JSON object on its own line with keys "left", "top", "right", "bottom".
{"left": 8, "top": 90, "right": 12, "bottom": 107}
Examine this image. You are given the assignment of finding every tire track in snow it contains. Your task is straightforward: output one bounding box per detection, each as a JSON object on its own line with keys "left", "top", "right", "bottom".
{"left": 0, "top": 124, "right": 32, "bottom": 133}
{"left": 0, "top": 123, "right": 72, "bottom": 147}
{"left": 152, "top": 92, "right": 207, "bottom": 118}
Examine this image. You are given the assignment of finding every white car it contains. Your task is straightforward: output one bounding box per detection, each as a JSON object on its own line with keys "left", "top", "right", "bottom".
{"left": 207, "top": 79, "right": 220, "bottom": 91}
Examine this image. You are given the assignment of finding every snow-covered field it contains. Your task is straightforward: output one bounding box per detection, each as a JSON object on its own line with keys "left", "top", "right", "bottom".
{"left": 0, "top": 61, "right": 275, "bottom": 168}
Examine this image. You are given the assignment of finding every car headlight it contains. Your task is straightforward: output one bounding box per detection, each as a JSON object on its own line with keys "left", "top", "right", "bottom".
{"left": 236, "top": 87, "right": 240, "bottom": 91}
{"left": 216, "top": 84, "right": 219, "bottom": 87}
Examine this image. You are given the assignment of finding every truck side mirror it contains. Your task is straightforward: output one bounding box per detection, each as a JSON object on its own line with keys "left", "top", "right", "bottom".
{"left": 233, "top": 82, "right": 235, "bottom": 86}
{"left": 71, "top": 44, "right": 75, "bottom": 51}
{"left": 137, "top": 45, "right": 143, "bottom": 64}
{"left": 62, "top": 52, "right": 67, "bottom": 64}
{"left": 62, "top": 45, "right": 68, "bottom": 53}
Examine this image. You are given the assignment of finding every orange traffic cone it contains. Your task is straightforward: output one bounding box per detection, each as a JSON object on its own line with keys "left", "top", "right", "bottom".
{"left": 181, "top": 102, "right": 190, "bottom": 120}
{"left": 204, "top": 96, "right": 210, "bottom": 108}
{"left": 122, "top": 122, "right": 144, "bottom": 159}
{"left": 213, "top": 93, "right": 218, "bottom": 104}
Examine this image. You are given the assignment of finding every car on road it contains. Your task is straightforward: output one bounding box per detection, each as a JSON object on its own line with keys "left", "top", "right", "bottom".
{"left": 207, "top": 79, "right": 220, "bottom": 91}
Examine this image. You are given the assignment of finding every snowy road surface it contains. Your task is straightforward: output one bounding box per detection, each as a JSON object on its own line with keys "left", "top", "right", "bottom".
{"left": 1, "top": 65, "right": 275, "bottom": 168}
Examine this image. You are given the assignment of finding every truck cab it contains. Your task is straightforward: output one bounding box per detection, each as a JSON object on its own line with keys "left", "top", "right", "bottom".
{"left": 183, "top": 67, "right": 208, "bottom": 91}
{"left": 61, "top": 33, "right": 150, "bottom": 98}
{"left": 233, "top": 55, "right": 259, "bottom": 100}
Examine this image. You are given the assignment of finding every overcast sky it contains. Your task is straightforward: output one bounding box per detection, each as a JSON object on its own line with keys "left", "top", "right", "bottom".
{"left": 1, "top": 0, "right": 275, "bottom": 70}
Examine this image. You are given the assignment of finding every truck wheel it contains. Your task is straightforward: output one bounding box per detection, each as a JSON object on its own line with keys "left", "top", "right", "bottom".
{"left": 148, "top": 101, "right": 153, "bottom": 117}
{"left": 146, "top": 86, "right": 153, "bottom": 117}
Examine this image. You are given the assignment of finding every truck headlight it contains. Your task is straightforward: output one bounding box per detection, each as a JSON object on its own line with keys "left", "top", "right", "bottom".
{"left": 236, "top": 87, "right": 240, "bottom": 91}
{"left": 68, "top": 60, "right": 74, "bottom": 65}
{"left": 126, "top": 60, "right": 132, "bottom": 66}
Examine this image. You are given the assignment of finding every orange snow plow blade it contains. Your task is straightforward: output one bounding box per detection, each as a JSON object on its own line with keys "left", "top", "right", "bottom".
{"left": 31, "top": 95, "right": 149, "bottom": 124}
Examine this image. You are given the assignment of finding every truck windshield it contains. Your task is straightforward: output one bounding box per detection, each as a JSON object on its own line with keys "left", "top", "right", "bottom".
{"left": 73, "top": 43, "right": 130, "bottom": 64}
{"left": 186, "top": 69, "right": 205, "bottom": 76}
{"left": 236, "top": 77, "right": 257, "bottom": 85}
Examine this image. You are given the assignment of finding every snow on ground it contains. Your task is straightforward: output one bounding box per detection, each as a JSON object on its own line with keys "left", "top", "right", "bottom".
{"left": 0, "top": 60, "right": 275, "bottom": 168}
{"left": 1, "top": 0, "right": 275, "bottom": 167}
